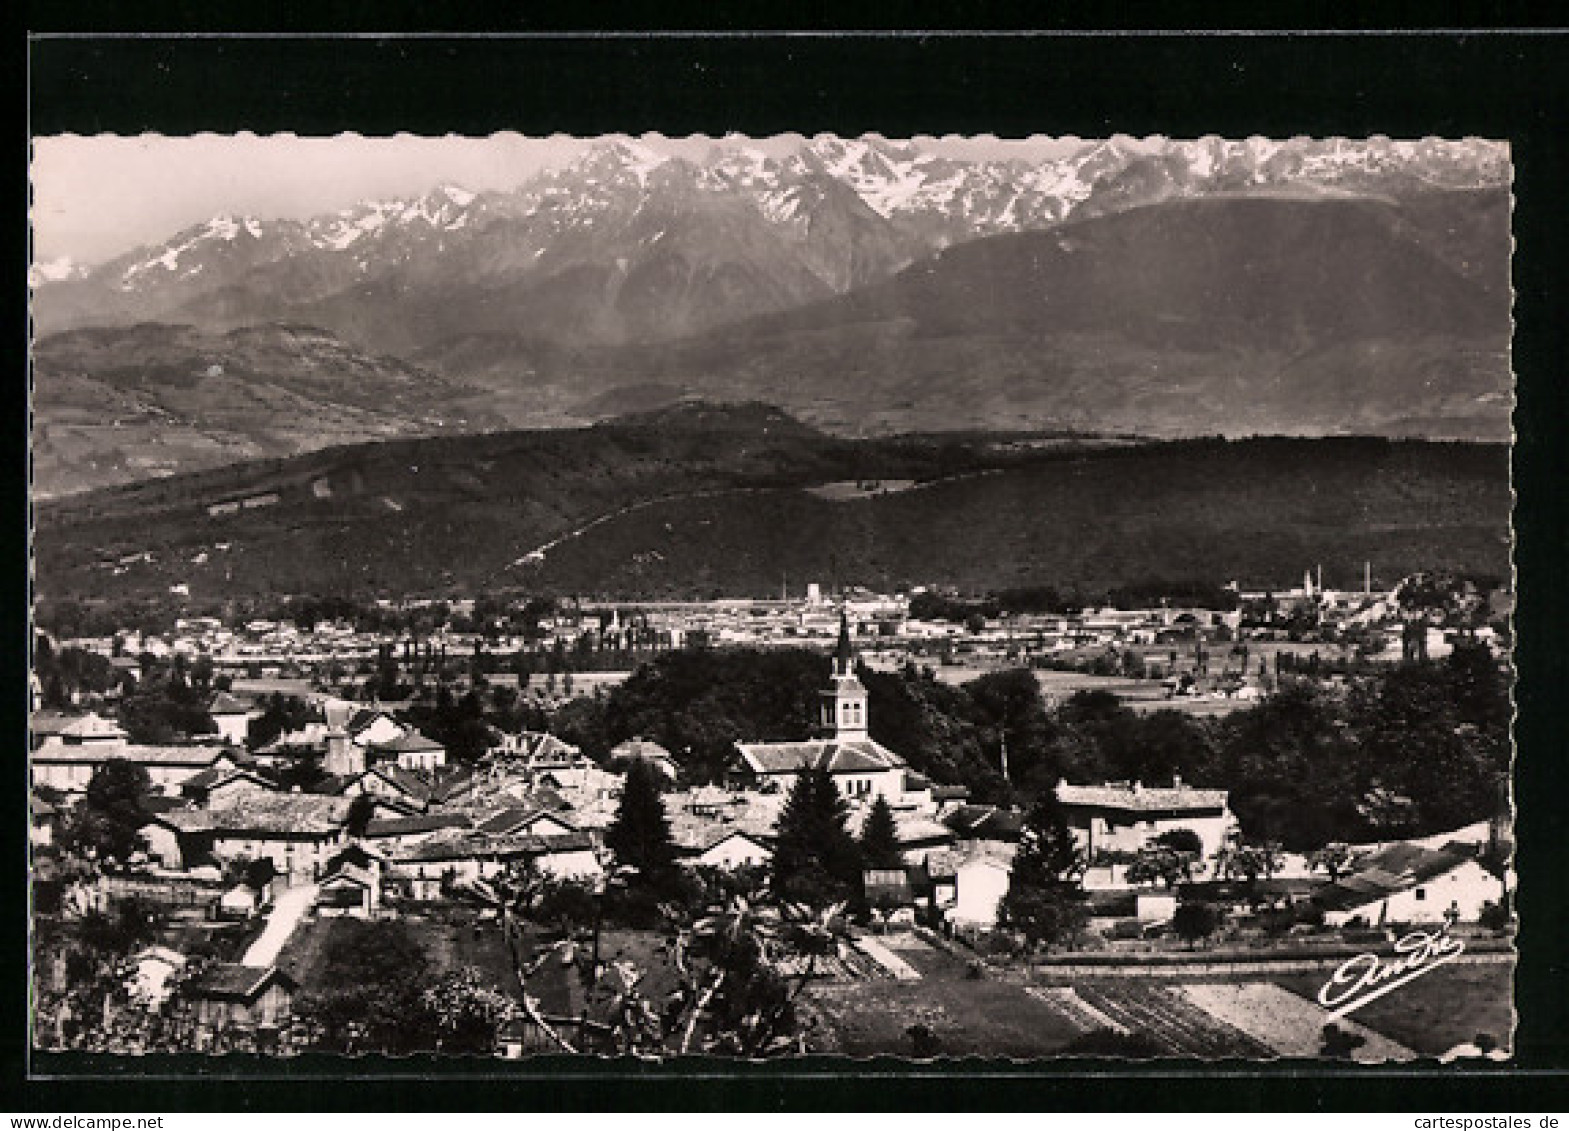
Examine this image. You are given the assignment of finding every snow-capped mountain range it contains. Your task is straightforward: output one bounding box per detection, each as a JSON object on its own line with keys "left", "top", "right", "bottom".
{"left": 29, "top": 135, "right": 1512, "bottom": 496}
{"left": 32, "top": 135, "right": 1508, "bottom": 349}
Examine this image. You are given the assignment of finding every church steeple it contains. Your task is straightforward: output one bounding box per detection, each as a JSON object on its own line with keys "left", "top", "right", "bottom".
{"left": 821, "top": 610, "right": 868, "bottom": 739}
{"left": 834, "top": 610, "right": 855, "bottom": 676}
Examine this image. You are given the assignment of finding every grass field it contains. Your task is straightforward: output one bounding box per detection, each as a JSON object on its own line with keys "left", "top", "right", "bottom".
{"left": 1272, "top": 958, "right": 1515, "bottom": 1056}
{"left": 278, "top": 910, "right": 524, "bottom": 1005}
{"left": 804, "top": 978, "right": 1086, "bottom": 1057}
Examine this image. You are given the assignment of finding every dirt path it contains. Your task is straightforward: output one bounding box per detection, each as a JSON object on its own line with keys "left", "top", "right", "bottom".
{"left": 854, "top": 936, "right": 921, "bottom": 980}
{"left": 241, "top": 883, "right": 318, "bottom": 967}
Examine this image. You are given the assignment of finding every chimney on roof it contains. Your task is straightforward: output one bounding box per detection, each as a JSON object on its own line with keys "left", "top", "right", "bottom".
{"left": 1173, "top": 774, "right": 1183, "bottom": 790}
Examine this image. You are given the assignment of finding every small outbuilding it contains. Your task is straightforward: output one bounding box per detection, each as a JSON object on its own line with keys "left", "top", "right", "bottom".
{"left": 218, "top": 883, "right": 264, "bottom": 920}
{"left": 317, "top": 861, "right": 379, "bottom": 919}
{"left": 186, "top": 964, "right": 296, "bottom": 1029}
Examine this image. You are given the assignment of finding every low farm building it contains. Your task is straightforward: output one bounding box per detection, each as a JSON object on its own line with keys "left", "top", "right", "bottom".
{"left": 371, "top": 731, "right": 448, "bottom": 774}
{"left": 140, "top": 795, "right": 352, "bottom": 879}
{"left": 33, "top": 739, "right": 229, "bottom": 795}
{"left": 488, "top": 731, "right": 595, "bottom": 782}
{"left": 360, "top": 812, "right": 474, "bottom": 850}
{"left": 1316, "top": 843, "right": 1506, "bottom": 927}
{"left": 339, "top": 765, "right": 438, "bottom": 813}
{"left": 206, "top": 692, "right": 255, "bottom": 746}
{"left": 1055, "top": 777, "right": 1237, "bottom": 860}
{"left": 387, "top": 831, "right": 600, "bottom": 900}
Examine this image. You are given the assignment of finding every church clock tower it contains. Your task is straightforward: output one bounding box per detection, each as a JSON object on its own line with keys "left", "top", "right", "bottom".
{"left": 820, "top": 612, "right": 869, "bottom": 740}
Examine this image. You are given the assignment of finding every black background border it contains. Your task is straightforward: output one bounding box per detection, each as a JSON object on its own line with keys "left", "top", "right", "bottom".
{"left": 12, "top": 13, "right": 1569, "bottom": 1112}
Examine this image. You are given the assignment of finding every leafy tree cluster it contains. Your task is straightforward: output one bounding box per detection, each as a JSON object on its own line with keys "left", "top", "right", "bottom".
{"left": 1215, "top": 642, "right": 1510, "bottom": 848}
{"left": 74, "top": 895, "right": 164, "bottom": 956}
{"left": 1048, "top": 689, "right": 1217, "bottom": 788}
{"left": 33, "top": 638, "right": 117, "bottom": 708}
{"left": 1172, "top": 901, "right": 1223, "bottom": 947}
{"left": 420, "top": 966, "right": 520, "bottom": 1055}
{"left": 60, "top": 760, "right": 152, "bottom": 862}
{"left": 245, "top": 692, "right": 319, "bottom": 750}
{"left": 115, "top": 656, "right": 218, "bottom": 744}
{"left": 859, "top": 666, "right": 1016, "bottom": 803}
{"left": 35, "top": 596, "right": 184, "bottom": 640}
{"left": 401, "top": 686, "right": 497, "bottom": 764}
{"left": 295, "top": 920, "right": 438, "bottom": 1055}
{"left": 596, "top": 647, "right": 833, "bottom": 783}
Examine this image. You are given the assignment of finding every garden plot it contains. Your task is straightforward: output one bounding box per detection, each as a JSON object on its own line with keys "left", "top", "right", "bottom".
{"left": 1181, "top": 982, "right": 1414, "bottom": 1062}
{"left": 1026, "top": 986, "right": 1128, "bottom": 1034}
{"left": 772, "top": 941, "right": 891, "bottom": 981}
{"left": 1073, "top": 983, "right": 1276, "bottom": 1059}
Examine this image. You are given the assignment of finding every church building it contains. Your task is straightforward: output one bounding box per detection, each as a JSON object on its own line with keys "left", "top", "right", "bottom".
{"left": 732, "top": 613, "right": 910, "bottom": 801}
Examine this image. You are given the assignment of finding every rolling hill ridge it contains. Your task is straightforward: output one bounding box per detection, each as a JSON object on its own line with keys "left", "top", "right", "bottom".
{"left": 33, "top": 406, "right": 1510, "bottom": 602}
{"left": 30, "top": 322, "right": 506, "bottom": 498}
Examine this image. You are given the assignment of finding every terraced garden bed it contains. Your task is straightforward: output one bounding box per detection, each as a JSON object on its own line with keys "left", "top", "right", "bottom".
{"left": 1073, "top": 982, "right": 1276, "bottom": 1059}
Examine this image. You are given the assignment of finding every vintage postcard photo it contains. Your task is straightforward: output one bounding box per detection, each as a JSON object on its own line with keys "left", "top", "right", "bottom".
{"left": 27, "top": 130, "right": 1515, "bottom": 1064}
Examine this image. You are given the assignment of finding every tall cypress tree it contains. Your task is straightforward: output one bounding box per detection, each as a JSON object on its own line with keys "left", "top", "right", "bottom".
{"left": 605, "top": 759, "right": 676, "bottom": 879}
{"left": 998, "top": 793, "right": 1088, "bottom": 951}
{"left": 772, "top": 765, "right": 862, "bottom": 906}
{"left": 859, "top": 795, "right": 903, "bottom": 869}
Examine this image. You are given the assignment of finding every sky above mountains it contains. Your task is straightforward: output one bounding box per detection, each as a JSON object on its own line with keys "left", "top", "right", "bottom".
{"left": 31, "top": 131, "right": 1097, "bottom": 264}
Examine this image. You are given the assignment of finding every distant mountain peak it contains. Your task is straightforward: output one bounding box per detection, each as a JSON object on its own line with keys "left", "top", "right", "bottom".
{"left": 430, "top": 182, "right": 476, "bottom": 206}
{"left": 28, "top": 255, "right": 86, "bottom": 288}
{"left": 569, "top": 137, "right": 671, "bottom": 186}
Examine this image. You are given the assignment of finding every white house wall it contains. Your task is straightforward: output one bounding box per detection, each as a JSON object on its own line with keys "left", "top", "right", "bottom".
{"left": 951, "top": 861, "right": 1012, "bottom": 927}
{"left": 1069, "top": 811, "right": 1235, "bottom": 859}
{"left": 695, "top": 836, "right": 772, "bottom": 869}
{"left": 213, "top": 715, "right": 250, "bottom": 746}
{"left": 1325, "top": 862, "right": 1504, "bottom": 927}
